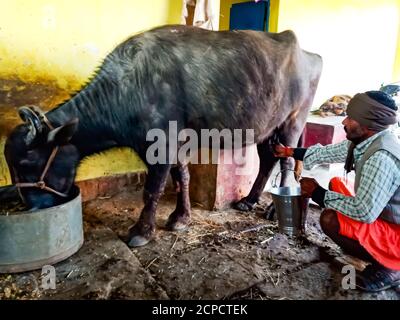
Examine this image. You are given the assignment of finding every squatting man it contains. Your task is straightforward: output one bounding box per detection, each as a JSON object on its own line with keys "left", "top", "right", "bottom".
{"left": 274, "top": 91, "right": 400, "bottom": 292}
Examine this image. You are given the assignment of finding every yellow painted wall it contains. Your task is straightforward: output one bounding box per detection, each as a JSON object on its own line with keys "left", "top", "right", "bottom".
{"left": 276, "top": 0, "right": 400, "bottom": 106}
{"left": 0, "top": 0, "right": 183, "bottom": 90}
{"left": 0, "top": 0, "right": 183, "bottom": 186}
{"left": 268, "top": 0, "right": 280, "bottom": 33}
{"left": 393, "top": 3, "right": 400, "bottom": 82}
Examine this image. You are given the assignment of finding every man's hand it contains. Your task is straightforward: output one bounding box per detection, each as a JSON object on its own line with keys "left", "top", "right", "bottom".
{"left": 273, "top": 144, "right": 293, "bottom": 158}
{"left": 299, "top": 177, "right": 320, "bottom": 198}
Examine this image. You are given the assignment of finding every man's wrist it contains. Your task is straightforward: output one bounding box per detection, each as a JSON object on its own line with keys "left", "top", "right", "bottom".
{"left": 311, "top": 185, "right": 327, "bottom": 208}
{"left": 293, "top": 148, "right": 307, "bottom": 161}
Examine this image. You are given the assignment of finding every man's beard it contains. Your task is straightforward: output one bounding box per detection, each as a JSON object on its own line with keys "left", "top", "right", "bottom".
{"left": 344, "top": 127, "right": 363, "bottom": 145}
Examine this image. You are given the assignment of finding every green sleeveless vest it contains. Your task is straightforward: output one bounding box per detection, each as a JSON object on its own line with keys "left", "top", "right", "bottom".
{"left": 354, "top": 131, "right": 400, "bottom": 224}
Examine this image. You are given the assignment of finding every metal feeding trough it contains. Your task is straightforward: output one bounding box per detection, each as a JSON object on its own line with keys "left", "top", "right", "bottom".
{"left": 0, "top": 185, "right": 83, "bottom": 273}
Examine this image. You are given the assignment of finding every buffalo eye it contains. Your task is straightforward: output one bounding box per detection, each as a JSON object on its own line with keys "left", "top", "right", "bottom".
{"left": 19, "top": 159, "right": 36, "bottom": 167}
{"left": 18, "top": 150, "right": 39, "bottom": 167}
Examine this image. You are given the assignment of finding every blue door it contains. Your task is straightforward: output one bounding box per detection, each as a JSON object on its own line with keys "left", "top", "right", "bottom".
{"left": 229, "top": 1, "right": 270, "bottom": 31}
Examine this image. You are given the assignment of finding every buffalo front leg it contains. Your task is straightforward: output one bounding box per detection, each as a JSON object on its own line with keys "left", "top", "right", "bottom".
{"left": 127, "top": 164, "right": 172, "bottom": 247}
{"left": 166, "top": 164, "right": 191, "bottom": 231}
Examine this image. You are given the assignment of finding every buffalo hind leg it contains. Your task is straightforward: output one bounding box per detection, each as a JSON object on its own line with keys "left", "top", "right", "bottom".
{"left": 265, "top": 128, "right": 306, "bottom": 220}
{"left": 234, "top": 140, "right": 279, "bottom": 211}
{"left": 276, "top": 133, "right": 303, "bottom": 186}
{"left": 127, "top": 163, "right": 171, "bottom": 247}
{"left": 166, "top": 164, "right": 191, "bottom": 231}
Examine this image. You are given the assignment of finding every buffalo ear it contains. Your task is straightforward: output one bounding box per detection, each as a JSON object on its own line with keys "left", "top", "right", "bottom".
{"left": 47, "top": 118, "right": 79, "bottom": 145}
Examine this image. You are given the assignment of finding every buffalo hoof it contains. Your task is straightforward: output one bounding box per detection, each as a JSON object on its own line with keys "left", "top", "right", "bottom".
{"left": 264, "top": 203, "right": 276, "bottom": 221}
{"left": 126, "top": 224, "right": 154, "bottom": 247}
{"left": 166, "top": 215, "right": 190, "bottom": 231}
{"left": 127, "top": 235, "right": 151, "bottom": 247}
{"left": 234, "top": 198, "right": 256, "bottom": 212}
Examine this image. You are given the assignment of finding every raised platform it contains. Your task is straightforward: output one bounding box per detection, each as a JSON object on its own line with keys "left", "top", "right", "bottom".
{"left": 304, "top": 115, "right": 346, "bottom": 147}
{"left": 77, "top": 172, "right": 145, "bottom": 202}
{"left": 188, "top": 146, "right": 259, "bottom": 210}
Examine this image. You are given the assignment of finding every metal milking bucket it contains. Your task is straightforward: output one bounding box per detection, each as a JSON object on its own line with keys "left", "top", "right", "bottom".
{"left": 268, "top": 169, "right": 309, "bottom": 236}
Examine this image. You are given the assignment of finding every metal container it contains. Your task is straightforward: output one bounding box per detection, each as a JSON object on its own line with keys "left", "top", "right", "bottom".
{"left": 0, "top": 185, "right": 83, "bottom": 273}
{"left": 269, "top": 186, "right": 309, "bottom": 236}
{"left": 268, "top": 170, "right": 309, "bottom": 236}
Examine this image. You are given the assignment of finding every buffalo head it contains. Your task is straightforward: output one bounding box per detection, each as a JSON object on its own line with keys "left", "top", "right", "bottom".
{"left": 4, "top": 106, "right": 80, "bottom": 210}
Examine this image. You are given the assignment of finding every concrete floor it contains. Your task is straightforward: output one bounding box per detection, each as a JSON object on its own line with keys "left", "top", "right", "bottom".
{"left": 0, "top": 186, "right": 399, "bottom": 300}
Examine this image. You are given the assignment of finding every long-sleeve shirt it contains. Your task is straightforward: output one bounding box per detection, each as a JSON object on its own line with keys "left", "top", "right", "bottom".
{"left": 302, "top": 130, "right": 400, "bottom": 223}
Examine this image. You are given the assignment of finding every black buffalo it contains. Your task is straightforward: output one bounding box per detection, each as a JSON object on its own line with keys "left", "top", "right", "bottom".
{"left": 5, "top": 25, "right": 322, "bottom": 247}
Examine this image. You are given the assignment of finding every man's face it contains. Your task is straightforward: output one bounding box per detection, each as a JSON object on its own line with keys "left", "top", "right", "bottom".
{"left": 342, "top": 116, "right": 367, "bottom": 144}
